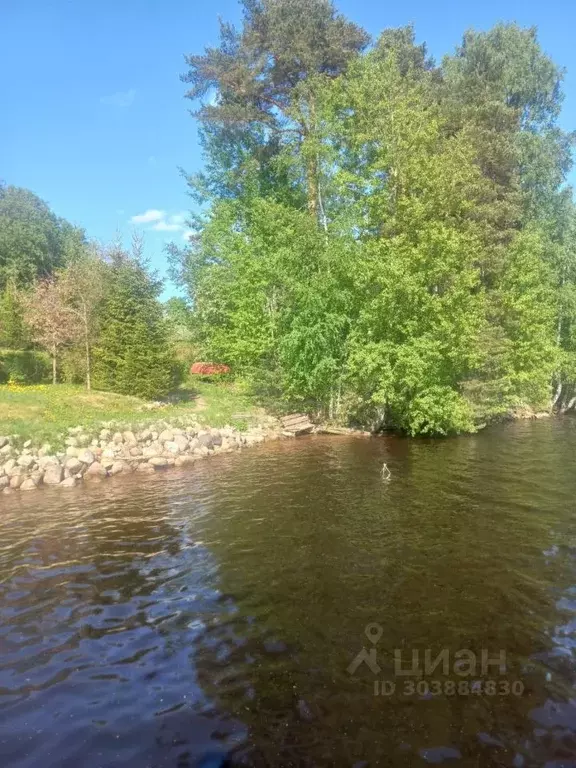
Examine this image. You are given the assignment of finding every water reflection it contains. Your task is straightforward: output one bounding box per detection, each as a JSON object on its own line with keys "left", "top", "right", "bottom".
{"left": 0, "top": 421, "right": 576, "bottom": 765}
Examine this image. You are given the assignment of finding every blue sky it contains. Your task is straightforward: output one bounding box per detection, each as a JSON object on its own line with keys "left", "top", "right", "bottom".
{"left": 2, "top": 0, "right": 575, "bottom": 298}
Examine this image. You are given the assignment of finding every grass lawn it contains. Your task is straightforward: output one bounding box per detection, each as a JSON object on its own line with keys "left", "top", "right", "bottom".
{"left": 0, "top": 379, "right": 265, "bottom": 448}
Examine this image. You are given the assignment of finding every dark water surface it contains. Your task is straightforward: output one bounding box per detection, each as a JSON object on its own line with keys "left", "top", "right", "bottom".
{"left": 2, "top": 421, "right": 576, "bottom": 767}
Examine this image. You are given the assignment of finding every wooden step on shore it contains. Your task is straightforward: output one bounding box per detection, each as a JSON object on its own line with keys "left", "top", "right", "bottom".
{"left": 280, "top": 413, "right": 315, "bottom": 436}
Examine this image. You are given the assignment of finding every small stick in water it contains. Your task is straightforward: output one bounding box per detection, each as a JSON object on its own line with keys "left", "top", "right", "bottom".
{"left": 381, "top": 463, "right": 391, "bottom": 480}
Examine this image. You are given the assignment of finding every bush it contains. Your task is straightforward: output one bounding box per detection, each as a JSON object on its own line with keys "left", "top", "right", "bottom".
{"left": 0, "top": 349, "right": 51, "bottom": 384}
{"left": 60, "top": 346, "right": 86, "bottom": 385}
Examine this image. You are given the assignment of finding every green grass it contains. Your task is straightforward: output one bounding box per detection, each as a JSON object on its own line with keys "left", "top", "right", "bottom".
{"left": 0, "top": 379, "right": 265, "bottom": 448}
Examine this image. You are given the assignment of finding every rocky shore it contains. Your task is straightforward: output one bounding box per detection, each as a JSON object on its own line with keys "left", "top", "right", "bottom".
{"left": 0, "top": 415, "right": 283, "bottom": 494}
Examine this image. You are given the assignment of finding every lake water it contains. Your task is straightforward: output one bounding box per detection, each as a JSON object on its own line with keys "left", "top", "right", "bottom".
{"left": 2, "top": 420, "right": 576, "bottom": 767}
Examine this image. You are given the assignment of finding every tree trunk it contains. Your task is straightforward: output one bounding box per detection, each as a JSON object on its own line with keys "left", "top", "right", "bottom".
{"left": 85, "top": 336, "right": 91, "bottom": 391}
{"left": 306, "top": 154, "right": 319, "bottom": 220}
{"left": 52, "top": 345, "right": 57, "bottom": 385}
{"left": 84, "top": 313, "right": 91, "bottom": 391}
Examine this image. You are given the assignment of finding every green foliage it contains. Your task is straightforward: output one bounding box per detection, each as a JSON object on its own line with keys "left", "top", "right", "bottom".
{"left": 93, "top": 252, "right": 182, "bottom": 399}
{"left": 175, "top": 12, "right": 576, "bottom": 433}
{"left": 0, "top": 349, "right": 51, "bottom": 384}
{"left": 0, "top": 184, "right": 85, "bottom": 290}
{"left": 0, "top": 280, "right": 29, "bottom": 349}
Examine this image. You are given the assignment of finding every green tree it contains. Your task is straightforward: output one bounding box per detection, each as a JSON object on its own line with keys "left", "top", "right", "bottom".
{"left": 93, "top": 242, "right": 180, "bottom": 399}
{"left": 182, "top": 0, "right": 369, "bottom": 220}
{"left": 0, "top": 184, "right": 80, "bottom": 290}
{"left": 0, "top": 279, "right": 29, "bottom": 349}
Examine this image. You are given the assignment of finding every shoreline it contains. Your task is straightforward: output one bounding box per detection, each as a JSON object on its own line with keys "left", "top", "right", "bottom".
{"left": 0, "top": 415, "right": 286, "bottom": 495}
{"left": 0, "top": 407, "right": 558, "bottom": 496}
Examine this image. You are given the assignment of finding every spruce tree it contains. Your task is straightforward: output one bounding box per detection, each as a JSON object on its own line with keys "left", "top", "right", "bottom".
{"left": 93, "top": 248, "right": 179, "bottom": 400}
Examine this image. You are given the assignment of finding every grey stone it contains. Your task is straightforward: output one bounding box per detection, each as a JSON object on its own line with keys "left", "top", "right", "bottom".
{"left": 65, "top": 457, "right": 83, "bottom": 474}
{"left": 38, "top": 455, "right": 59, "bottom": 469}
{"left": 44, "top": 465, "right": 64, "bottom": 485}
{"left": 0, "top": 437, "right": 8, "bottom": 449}
{"left": 23, "top": 439, "right": 32, "bottom": 448}
{"left": 164, "top": 441, "right": 181, "bottom": 455}
{"left": 148, "top": 457, "right": 169, "bottom": 468}
{"left": 174, "top": 435, "right": 189, "bottom": 451}
{"left": 0, "top": 476, "right": 9, "bottom": 489}
{"left": 59, "top": 477, "right": 77, "bottom": 488}
{"left": 66, "top": 446, "right": 80, "bottom": 457}
{"left": 20, "top": 478, "right": 38, "bottom": 491}
{"left": 175, "top": 454, "right": 198, "bottom": 467}
{"left": 9, "top": 474, "right": 24, "bottom": 489}
{"left": 78, "top": 449, "right": 95, "bottom": 465}
{"left": 84, "top": 461, "right": 106, "bottom": 478}
{"left": 197, "top": 433, "right": 214, "bottom": 449}
{"left": 0, "top": 444, "right": 12, "bottom": 456}
{"left": 112, "top": 432, "right": 123, "bottom": 444}
{"left": 123, "top": 430, "right": 137, "bottom": 444}
{"left": 142, "top": 445, "right": 161, "bottom": 459}
{"left": 158, "top": 429, "right": 174, "bottom": 442}
{"left": 17, "top": 454, "right": 34, "bottom": 469}
{"left": 110, "top": 461, "right": 127, "bottom": 475}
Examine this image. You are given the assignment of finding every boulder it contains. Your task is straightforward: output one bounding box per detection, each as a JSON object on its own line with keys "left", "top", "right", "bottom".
{"left": 148, "top": 457, "right": 170, "bottom": 468}
{"left": 78, "top": 449, "right": 95, "bottom": 465}
{"left": 20, "top": 478, "right": 38, "bottom": 491}
{"left": 0, "top": 437, "right": 8, "bottom": 449}
{"left": 164, "top": 441, "right": 181, "bottom": 455}
{"left": 158, "top": 429, "right": 174, "bottom": 442}
{"left": 123, "top": 430, "right": 137, "bottom": 445}
{"left": 110, "top": 461, "right": 128, "bottom": 476}
{"left": 59, "top": 477, "right": 77, "bottom": 488}
{"left": 44, "top": 465, "right": 64, "bottom": 485}
{"left": 0, "top": 476, "right": 9, "bottom": 490}
{"left": 84, "top": 461, "right": 106, "bottom": 478}
{"left": 174, "top": 435, "right": 189, "bottom": 451}
{"left": 66, "top": 446, "right": 80, "bottom": 457}
{"left": 17, "top": 454, "right": 35, "bottom": 469}
{"left": 38, "top": 455, "right": 59, "bottom": 469}
{"left": 197, "top": 433, "right": 214, "bottom": 449}
{"left": 65, "top": 457, "right": 83, "bottom": 474}
{"left": 9, "top": 474, "right": 24, "bottom": 489}
{"left": 175, "top": 454, "right": 198, "bottom": 467}
{"left": 142, "top": 444, "right": 161, "bottom": 458}
{"left": 136, "top": 462, "right": 155, "bottom": 473}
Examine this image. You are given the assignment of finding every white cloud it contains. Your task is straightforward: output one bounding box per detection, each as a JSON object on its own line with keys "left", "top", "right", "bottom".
{"left": 153, "top": 220, "right": 182, "bottom": 232}
{"left": 100, "top": 89, "right": 136, "bottom": 108}
{"left": 182, "top": 229, "right": 195, "bottom": 241}
{"left": 130, "top": 210, "right": 191, "bottom": 238}
{"left": 131, "top": 209, "right": 165, "bottom": 224}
